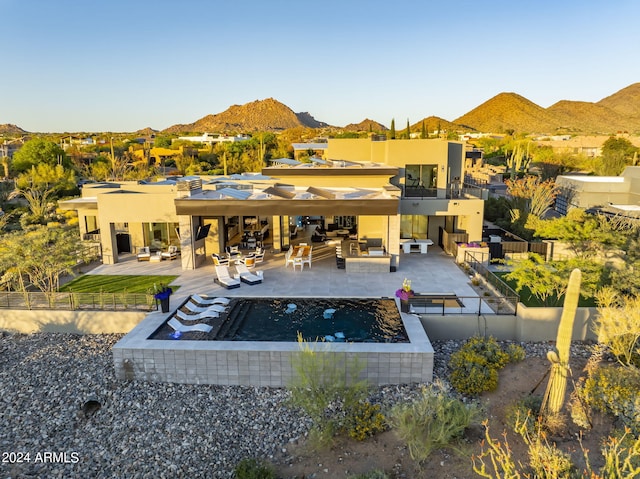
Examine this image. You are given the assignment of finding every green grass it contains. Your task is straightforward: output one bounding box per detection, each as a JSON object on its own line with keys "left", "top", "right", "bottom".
{"left": 60, "top": 275, "right": 179, "bottom": 294}
{"left": 495, "top": 272, "right": 596, "bottom": 307}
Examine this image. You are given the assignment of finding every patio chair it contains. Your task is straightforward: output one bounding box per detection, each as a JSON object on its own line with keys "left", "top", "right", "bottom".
{"left": 190, "top": 294, "right": 230, "bottom": 306}
{"left": 214, "top": 265, "right": 241, "bottom": 289}
{"left": 211, "top": 253, "right": 230, "bottom": 267}
{"left": 302, "top": 248, "right": 312, "bottom": 269}
{"left": 254, "top": 248, "right": 265, "bottom": 263}
{"left": 235, "top": 263, "right": 262, "bottom": 285}
{"left": 136, "top": 246, "right": 151, "bottom": 261}
{"left": 284, "top": 248, "right": 295, "bottom": 268}
{"left": 242, "top": 254, "right": 256, "bottom": 268}
{"left": 292, "top": 248, "right": 305, "bottom": 271}
{"left": 182, "top": 302, "right": 225, "bottom": 315}
{"left": 175, "top": 309, "right": 219, "bottom": 321}
{"left": 167, "top": 317, "right": 213, "bottom": 333}
{"left": 161, "top": 245, "right": 178, "bottom": 260}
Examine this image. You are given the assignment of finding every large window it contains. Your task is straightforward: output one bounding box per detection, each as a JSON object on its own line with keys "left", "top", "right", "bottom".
{"left": 400, "top": 215, "right": 428, "bottom": 239}
{"left": 144, "top": 222, "right": 179, "bottom": 250}
{"left": 405, "top": 164, "right": 437, "bottom": 197}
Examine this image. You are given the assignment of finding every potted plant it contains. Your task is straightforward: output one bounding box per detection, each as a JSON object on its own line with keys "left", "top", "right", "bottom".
{"left": 153, "top": 284, "right": 173, "bottom": 313}
{"left": 395, "top": 278, "right": 414, "bottom": 313}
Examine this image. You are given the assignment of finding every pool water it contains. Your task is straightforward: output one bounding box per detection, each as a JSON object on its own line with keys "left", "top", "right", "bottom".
{"left": 226, "top": 297, "right": 408, "bottom": 343}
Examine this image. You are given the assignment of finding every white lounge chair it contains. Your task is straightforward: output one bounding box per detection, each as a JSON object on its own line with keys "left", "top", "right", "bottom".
{"left": 191, "top": 294, "right": 230, "bottom": 306}
{"left": 214, "top": 265, "right": 241, "bottom": 289}
{"left": 235, "top": 263, "right": 262, "bottom": 285}
{"left": 175, "top": 309, "right": 218, "bottom": 322}
{"left": 183, "top": 302, "right": 226, "bottom": 315}
{"left": 168, "top": 317, "right": 213, "bottom": 333}
{"left": 161, "top": 245, "right": 178, "bottom": 260}
{"left": 136, "top": 246, "right": 151, "bottom": 261}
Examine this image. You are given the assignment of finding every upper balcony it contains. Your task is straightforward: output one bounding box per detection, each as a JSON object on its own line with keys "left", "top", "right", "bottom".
{"left": 402, "top": 183, "right": 487, "bottom": 200}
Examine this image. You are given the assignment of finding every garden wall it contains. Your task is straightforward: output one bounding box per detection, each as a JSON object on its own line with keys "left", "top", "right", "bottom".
{"left": 420, "top": 304, "right": 599, "bottom": 342}
{"left": 0, "top": 310, "right": 147, "bottom": 334}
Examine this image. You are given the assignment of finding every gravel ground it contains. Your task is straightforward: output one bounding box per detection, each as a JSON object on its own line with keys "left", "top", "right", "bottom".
{"left": 0, "top": 333, "right": 595, "bottom": 478}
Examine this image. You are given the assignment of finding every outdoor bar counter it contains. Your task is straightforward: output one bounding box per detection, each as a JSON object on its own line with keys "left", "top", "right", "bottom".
{"left": 343, "top": 240, "right": 391, "bottom": 273}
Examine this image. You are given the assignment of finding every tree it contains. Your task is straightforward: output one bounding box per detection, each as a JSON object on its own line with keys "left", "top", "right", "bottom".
{"left": 9, "top": 164, "right": 76, "bottom": 222}
{"left": 11, "top": 138, "right": 67, "bottom": 174}
{"left": 405, "top": 119, "right": 411, "bottom": 139}
{"left": 533, "top": 209, "right": 615, "bottom": 259}
{"left": 0, "top": 225, "right": 81, "bottom": 293}
{"left": 597, "top": 136, "right": 638, "bottom": 176}
{"left": 500, "top": 176, "right": 558, "bottom": 239}
{"left": 421, "top": 120, "right": 427, "bottom": 139}
{"left": 390, "top": 119, "right": 396, "bottom": 139}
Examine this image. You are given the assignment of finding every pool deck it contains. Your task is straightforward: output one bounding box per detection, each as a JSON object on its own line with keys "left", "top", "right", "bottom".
{"left": 107, "top": 245, "right": 484, "bottom": 386}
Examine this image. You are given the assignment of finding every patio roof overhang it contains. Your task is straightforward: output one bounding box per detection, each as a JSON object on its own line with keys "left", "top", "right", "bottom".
{"left": 174, "top": 198, "right": 400, "bottom": 216}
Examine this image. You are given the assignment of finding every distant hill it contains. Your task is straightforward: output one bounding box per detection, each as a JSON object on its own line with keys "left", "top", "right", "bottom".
{"left": 597, "top": 83, "right": 640, "bottom": 120}
{"left": 163, "top": 98, "right": 328, "bottom": 134}
{"left": 454, "top": 93, "right": 560, "bottom": 134}
{"left": 411, "top": 116, "right": 461, "bottom": 133}
{"left": 547, "top": 100, "right": 639, "bottom": 134}
{"left": 0, "top": 124, "right": 28, "bottom": 135}
{"left": 453, "top": 84, "right": 640, "bottom": 135}
{"left": 343, "top": 118, "right": 388, "bottom": 132}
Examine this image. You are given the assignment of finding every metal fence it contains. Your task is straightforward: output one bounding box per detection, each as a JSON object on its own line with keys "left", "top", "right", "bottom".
{"left": 464, "top": 250, "right": 519, "bottom": 314}
{"left": 408, "top": 294, "right": 515, "bottom": 316}
{"left": 0, "top": 291, "right": 158, "bottom": 311}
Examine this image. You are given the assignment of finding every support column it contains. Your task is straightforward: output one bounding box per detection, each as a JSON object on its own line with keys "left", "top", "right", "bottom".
{"left": 271, "top": 215, "right": 283, "bottom": 252}
{"left": 388, "top": 214, "right": 400, "bottom": 269}
{"left": 179, "top": 215, "right": 195, "bottom": 270}
{"left": 101, "top": 223, "right": 117, "bottom": 265}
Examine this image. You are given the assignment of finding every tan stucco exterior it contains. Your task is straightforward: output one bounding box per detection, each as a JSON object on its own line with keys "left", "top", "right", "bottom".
{"left": 60, "top": 137, "right": 485, "bottom": 270}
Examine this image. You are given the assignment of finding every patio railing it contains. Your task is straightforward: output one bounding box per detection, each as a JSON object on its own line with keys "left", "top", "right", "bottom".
{"left": 0, "top": 291, "right": 157, "bottom": 311}
{"left": 464, "top": 250, "right": 519, "bottom": 315}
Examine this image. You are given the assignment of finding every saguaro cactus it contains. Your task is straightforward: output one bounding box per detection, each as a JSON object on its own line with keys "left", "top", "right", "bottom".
{"left": 542, "top": 268, "right": 582, "bottom": 416}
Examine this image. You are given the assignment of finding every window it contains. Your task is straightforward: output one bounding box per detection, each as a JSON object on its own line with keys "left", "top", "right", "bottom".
{"left": 405, "top": 164, "right": 437, "bottom": 197}
{"left": 400, "top": 215, "right": 428, "bottom": 239}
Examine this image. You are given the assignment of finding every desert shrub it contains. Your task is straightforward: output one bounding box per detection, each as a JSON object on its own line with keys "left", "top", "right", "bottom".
{"left": 389, "top": 381, "right": 481, "bottom": 463}
{"left": 448, "top": 336, "right": 512, "bottom": 395}
{"left": 527, "top": 440, "right": 575, "bottom": 479}
{"left": 348, "top": 470, "right": 389, "bottom": 479}
{"left": 595, "top": 288, "right": 640, "bottom": 369}
{"left": 579, "top": 365, "right": 640, "bottom": 433}
{"left": 505, "top": 343, "right": 526, "bottom": 363}
{"left": 288, "top": 335, "right": 370, "bottom": 449}
{"left": 505, "top": 395, "right": 542, "bottom": 435}
{"left": 346, "top": 401, "right": 386, "bottom": 441}
{"left": 234, "top": 458, "right": 276, "bottom": 479}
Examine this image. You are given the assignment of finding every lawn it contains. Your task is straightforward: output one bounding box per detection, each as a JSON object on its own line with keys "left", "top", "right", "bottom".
{"left": 60, "top": 275, "right": 179, "bottom": 294}
{"left": 495, "top": 272, "right": 596, "bottom": 307}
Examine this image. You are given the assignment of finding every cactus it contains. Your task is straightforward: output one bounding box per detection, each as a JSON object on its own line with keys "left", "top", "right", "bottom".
{"left": 542, "top": 268, "right": 582, "bottom": 416}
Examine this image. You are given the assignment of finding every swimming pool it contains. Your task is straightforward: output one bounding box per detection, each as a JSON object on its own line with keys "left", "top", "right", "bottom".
{"left": 149, "top": 297, "right": 408, "bottom": 343}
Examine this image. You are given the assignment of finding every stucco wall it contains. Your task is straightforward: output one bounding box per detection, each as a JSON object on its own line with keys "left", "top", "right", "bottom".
{"left": 0, "top": 310, "right": 147, "bottom": 334}
{"left": 420, "top": 305, "right": 599, "bottom": 342}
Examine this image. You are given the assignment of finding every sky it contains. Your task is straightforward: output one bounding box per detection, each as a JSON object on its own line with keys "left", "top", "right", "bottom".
{"left": 2, "top": 0, "right": 640, "bottom": 133}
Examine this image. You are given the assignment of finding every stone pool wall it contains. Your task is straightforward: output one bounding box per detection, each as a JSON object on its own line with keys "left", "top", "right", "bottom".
{"left": 112, "top": 309, "right": 433, "bottom": 386}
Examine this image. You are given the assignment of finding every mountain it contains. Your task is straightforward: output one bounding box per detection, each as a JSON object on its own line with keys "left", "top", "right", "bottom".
{"left": 410, "top": 116, "right": 461, "bottom": 133}
{"left": 163, "top": 98, "right": 328, "bottom": 134}
{"left": 0, "top": 123, "right": 29, "bottom": 135}
{"left": 597, "top": 83, "right": 640, "bottom": 120}
{"left": 343, "top": 118, "right": 388, "bottom": 132}
{"left": 547, "top": 100, "right": 639, "bottom": 134}
{"left": 454, "top": 93, "right": 560, "bottom": 134}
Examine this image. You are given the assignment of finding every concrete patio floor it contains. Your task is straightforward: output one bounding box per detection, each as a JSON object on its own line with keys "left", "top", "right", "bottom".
{"left": 87, "top": 245, "right": 489, "bottom": 314}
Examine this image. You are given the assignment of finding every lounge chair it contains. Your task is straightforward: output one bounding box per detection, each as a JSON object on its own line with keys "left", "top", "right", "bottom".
{"left": 136, "top": 246, "right": 151, "bottom": 261}
{"left": 214, "top": 265, "right": 241, "bottom": 289}
{"left": 191, "top": 294, "right": 230, "bottom": 306}
{"left": 161, "top": 245, "right": 178, "bottom": 260}
{"left": 175, "top": 309, "right": 218, "bottom": 321}
{"left": 235, "top": 263, "right": 262, "bottom": 285}
{"left": 211, "top": 253, "right": 230, "bottom": 267}
{"left": 167, "top": 317, "right": 213, "bottom": 333}
{"left": 183, "top": 302, "right": 226, "bottom": 315}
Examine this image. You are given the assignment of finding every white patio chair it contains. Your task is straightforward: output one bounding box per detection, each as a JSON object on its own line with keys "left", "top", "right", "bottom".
{"left": 161, "top": 245, "right": 178, "bottom": 260}
{"left": 190, "top": 294, "right": 230, "bottom": 306}
{"left": 214, "top": 265, "right": 241, "bottom": 289}
{"left": 175, "top": 309, "right": 219, "bottom": 321}
{"left": 168, "top": 317, "right": 213, "bottom": 333}
{"left": 183, "top": 302, "right": 226, "bottom": 315}
{"left": 235, "top": 263, "right": 262, "bottom": 285}
{"left": 136, "top": 246, "right": 151, "bottom": 261}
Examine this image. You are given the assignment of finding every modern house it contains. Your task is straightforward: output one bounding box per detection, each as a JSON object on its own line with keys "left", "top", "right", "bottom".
{"left": 60, "top": 137, "right": 485, "bottom": 271}
{"left": 555, "top": 166, "right": 640, "bottom": 216}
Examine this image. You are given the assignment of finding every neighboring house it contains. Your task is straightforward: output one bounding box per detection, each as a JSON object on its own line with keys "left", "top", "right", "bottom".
{"left": 60, "top": 137, "right": 486, "bottom": 271}
{"left": 291, "top": 142, "right": 328, "bottom": 160}
{"left": 535, "top": 135, "right": 640, "bottom": 159}
{"left": 555, "top": 166, "right": 640, "bottom": 216}
{"left": 175, "top": 133, "right": 250, "bottom": 145}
